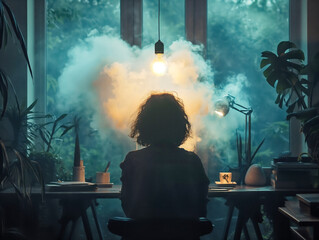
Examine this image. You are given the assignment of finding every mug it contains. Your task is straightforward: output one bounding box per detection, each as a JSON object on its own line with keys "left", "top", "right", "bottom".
{"left": 219, "top": 172, "right": 232, "bottom": 183}
{"left": 96, "top": 172, "right": 110, "bottom": 184}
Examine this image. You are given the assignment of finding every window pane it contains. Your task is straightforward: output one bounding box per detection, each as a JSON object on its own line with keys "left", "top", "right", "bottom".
{"left": 143, "top": 0, "right": 185, "bottom": 47}
{"left": 207, "top": 0, "right": 289, "bottom": 168}
{"left": 46, "top": 0, "right": 120, "bottom": 180}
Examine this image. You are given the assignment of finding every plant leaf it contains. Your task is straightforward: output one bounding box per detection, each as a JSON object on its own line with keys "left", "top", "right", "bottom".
{"left": 279, "top": 94, "right": 284, "bottom": 108}
{"left": 263, "top": 65, "right": 274, "bottom": 78}
{"left": 260, "top": 58, "right": 271, "bottom": 69}
{"left": 285, "top": 61, "right": 303, "bottom": 71}
{"left": 60, "top": 125, "right": 74, "bottom": 137}
{"left": 287, "top": 101, "right": 297, "bottom": 113}
{"left": 266, "top": 71, "right": 278, "bottom": 87}
{"left": 275, "top": 94, "right": 281, "bottom": 104}
{"left": 55, "top": 113, "right": 67, "bottom": 123}
{"left": 251, "top": 138, "right": 265, "bottom": 163}
{"left": 2, "top": 1, "right": 33, "bottom": 78}
{"left": 22, "top": 99, "right": 38, "bottom": 117}
{"left": 300, "top": 78, "right": 310, "bottom": 85}
{"left": 261, "top": 51, "right": 277, "bottom": 61}
{"left": 0, "top": 69, "right": 9, "bottom": 118}
{"left": 277, "top": 41, "right": 297, "bottom": 56}
{"left": 281, "top": 49, "right": 305, "bottom": 61}
{"left": 38, "top": 129, "right": 50, "bottom": 146}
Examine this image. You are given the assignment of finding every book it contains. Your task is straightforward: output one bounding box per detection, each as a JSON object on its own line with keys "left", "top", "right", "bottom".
{"left": 297, "top": 194, "right": 319, "bottom": 216}
{"left": 46, "top": 181, "right": 98, "bottom": 192}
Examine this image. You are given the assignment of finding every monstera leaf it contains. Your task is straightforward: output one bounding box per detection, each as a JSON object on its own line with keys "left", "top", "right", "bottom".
{"left": 260, "top": 41, "right": 306, "bottom": 112}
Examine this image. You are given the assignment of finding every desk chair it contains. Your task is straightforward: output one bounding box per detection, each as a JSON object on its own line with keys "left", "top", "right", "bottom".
{"left": 108, "top": 217, "right": 213, "bottom": 240}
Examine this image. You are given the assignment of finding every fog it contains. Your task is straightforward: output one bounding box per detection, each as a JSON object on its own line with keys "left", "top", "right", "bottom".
{"left": 57, "top": 34, "right": 249, "bottom": 160}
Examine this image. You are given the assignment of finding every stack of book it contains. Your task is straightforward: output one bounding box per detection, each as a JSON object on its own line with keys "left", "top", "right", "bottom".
{"left": 297, "top": 193, "right": 319, "bottom": 216}
{"left": 46, "top": 181, "right": 98, "bottom": 192}
{"left": 271, "top": 162, "right": 319, "bottom": 189}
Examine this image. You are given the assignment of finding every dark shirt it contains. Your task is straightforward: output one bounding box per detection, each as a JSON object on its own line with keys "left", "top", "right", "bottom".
{"left": 120, "top": 145, "right": 210, "bottom": 219}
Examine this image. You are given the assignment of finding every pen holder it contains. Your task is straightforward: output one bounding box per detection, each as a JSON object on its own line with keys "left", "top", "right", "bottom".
{"left": 96, "top": 172, "right": 110, "bottom": 184}
{"left": 73, "top": 160, "right": 85, "bottom": 182}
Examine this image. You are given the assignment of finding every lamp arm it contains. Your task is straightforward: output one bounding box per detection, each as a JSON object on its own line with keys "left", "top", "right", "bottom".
{"left": 229, "top": 105, "right": 253, "bottom": 116}
{"left": 230, "top": 103, "right": 253, "bottom": 116}
{"left": 229, "top": 101, "right": 253, "bottom": 167}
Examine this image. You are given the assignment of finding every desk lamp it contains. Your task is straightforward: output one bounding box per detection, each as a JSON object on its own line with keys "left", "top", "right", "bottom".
{"left": 214, "top": 95, "right": 253, "bottom": 167}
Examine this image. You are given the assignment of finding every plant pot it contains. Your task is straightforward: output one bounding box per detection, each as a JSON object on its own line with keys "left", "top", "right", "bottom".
{"left": 302, "top": 116, "right": 319, "bottom": 162}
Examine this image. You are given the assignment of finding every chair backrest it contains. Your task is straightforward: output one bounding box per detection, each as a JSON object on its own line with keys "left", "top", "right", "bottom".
{"left": 108, "top": 217, "right": 213, "bottom": 240}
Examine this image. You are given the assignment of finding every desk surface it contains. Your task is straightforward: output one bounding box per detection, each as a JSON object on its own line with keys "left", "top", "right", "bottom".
{"left": 1, "top": 185, "right": 319, "bottom": 200}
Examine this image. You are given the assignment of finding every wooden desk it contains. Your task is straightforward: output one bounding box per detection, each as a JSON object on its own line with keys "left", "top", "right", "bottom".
{"left": 1, "top": 185, "right": 319, "bottom": 240}
{"left": 1, "top": 184, "right": 318, "bottom": 199}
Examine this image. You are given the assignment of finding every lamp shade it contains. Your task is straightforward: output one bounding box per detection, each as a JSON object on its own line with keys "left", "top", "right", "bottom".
{"left": 155, "top": 40, "right": 164, "bottom": 54}
{"left": 214, "top": 98, "right": 230, "bottom": 117}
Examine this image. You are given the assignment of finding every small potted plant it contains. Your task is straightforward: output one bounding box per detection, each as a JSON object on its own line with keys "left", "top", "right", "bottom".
{"left": 260, "top": 41, "right": 319, "bottom": 161}
{"left": 31, "top": 113, "right": 74, "bottom": 183}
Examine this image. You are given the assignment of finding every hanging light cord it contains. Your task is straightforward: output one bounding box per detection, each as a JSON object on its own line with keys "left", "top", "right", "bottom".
{"left": 158, "top": 0, "right": 161, "bottom": 40}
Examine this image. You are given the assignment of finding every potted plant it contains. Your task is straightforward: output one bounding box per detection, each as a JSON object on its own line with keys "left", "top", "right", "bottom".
{"left": 0, "top": 0, "right": 39, "bottom": 193}
{"left": 0, "top": 100, "right": 45, "bottom": 194}
{"left": 260, "top": 41, "right": 319, "bottom": 161}
{"left": 0, "top": 1, "right": 43, "bottom": 237}
{"left": 30, "top": 113, "right": 74, "bottom": 183}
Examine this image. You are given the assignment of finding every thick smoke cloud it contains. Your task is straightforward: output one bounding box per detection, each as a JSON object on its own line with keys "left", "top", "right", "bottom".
{"left": 57, "top": 34, "right": 249, "bottom": 160}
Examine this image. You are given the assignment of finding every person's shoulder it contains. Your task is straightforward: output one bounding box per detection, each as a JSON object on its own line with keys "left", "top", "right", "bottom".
{"left": 178, "top": 148, "right": 201, "bottom": 161}
{"left": 123, "top": 147, "right": 150, "bottom": 162}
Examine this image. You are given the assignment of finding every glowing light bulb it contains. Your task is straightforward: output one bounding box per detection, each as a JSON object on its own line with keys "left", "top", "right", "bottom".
{"left": 215, "top": 110, "right": 225, "bottom": 117}
{"left": 152, "top": 53, "right": 167, "bottom": 75}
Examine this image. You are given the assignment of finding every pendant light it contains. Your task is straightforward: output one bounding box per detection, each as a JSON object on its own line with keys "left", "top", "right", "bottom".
{"left": 152, "top": 0, "right": 167, "bottom": 75}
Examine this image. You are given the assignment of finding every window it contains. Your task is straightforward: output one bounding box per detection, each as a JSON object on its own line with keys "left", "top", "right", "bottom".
{"left": 47, "top": 0, "right": 121, "bottom": 180}
{"left": 46, "top": 0, "right": 290, "bottom": 182}
{"left": 207, "top": 0, "right": 289, "bottom": 169}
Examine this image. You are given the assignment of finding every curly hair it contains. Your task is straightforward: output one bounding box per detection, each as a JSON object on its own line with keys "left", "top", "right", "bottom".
{"left": 130, "top": 93, "right": 191, "bottom": 147}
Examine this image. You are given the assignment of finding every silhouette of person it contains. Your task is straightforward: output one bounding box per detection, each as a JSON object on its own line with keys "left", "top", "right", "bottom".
{"left": 120, "top": 93, "right": 210, "bottom": 219}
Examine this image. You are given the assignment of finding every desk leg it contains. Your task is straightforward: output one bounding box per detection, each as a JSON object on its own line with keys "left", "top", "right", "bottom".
{"left": 81, "top": 208, "right": 93, "bottom": 240}
{"left": 90, "top": 201, "right": 105, "bottom": 240}
{"left": 243, "top": 224, "right": 251, "bottom": 240}
{"left": 251, "top": 217, "right": 263, "bottom": 240}
{"left": 265, "top": 195, "right": 290, "bottom": 240}
{"left": 234, "top": 208, "right": 249, "bottom": 240}
{"left": 68, "top": 220, "right": 78, "bottom": 240}
{"left": 223, "top": 204, "right": 234, "bottom": 240}
{"left": 58, "top": 220, "right": 69, "bottom": 240}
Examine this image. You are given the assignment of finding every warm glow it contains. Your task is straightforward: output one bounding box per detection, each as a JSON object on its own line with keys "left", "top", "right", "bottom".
{"left": 152, "top": 54, "right": 167, "bottom": 75}
{"left": 215, "top": 110, "right": 225, "bottom": 117}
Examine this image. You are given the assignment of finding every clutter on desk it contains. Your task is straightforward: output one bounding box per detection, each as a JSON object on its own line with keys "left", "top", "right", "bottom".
{"left": 271, "top": 160, "right": 319, "bottom": 189}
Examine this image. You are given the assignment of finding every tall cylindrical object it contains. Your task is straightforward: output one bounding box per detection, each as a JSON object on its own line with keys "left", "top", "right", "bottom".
{"left": 73, "top": 160, "right": 85, "bottom": 182}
